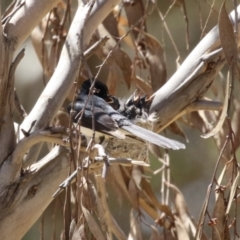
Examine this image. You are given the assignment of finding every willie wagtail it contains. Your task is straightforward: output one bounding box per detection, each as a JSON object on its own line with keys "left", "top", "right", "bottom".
{"left": 68, "top": 79, "right": 185, "bottom": 150}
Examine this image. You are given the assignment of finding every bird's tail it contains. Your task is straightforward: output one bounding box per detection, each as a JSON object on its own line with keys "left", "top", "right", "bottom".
{"left": 121, "top": 124, "right": 185, "bottom": 150}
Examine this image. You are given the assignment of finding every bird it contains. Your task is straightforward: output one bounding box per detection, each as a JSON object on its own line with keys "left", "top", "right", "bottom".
{"left": 68, "top": 79, "right": 185, "bottom": 150}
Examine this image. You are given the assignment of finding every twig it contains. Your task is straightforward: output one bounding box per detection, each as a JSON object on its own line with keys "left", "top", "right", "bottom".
{"left": 52, "top": 156, "right": 149, "bottom": 198}
{"left": 84, "top": 36, "right": 110, "bottom": 59}
{"left": 195, "top": 138, "right": 229, "bottom": 239}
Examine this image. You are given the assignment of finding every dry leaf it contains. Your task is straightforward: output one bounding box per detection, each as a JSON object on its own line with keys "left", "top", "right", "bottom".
{"left": 195, "top": 185, "right": 211, "bottom": 240}
{"left": 168, "top": 122, "right": 188, "bottom": 141}
{"left": 103, "top": 11, "right": 119, "bottom": 39}
{"left": 138, "top": 32, "right": 167, "bottom": 90}
{"left": 69, "top": 219, "right": 77, "bottom": 240}
{"left": 106, "top": 61, "right": 120, "bottom": 95}
{"left": 201, "top": 71, "right": 230, "bottom": 138}
{"left": 231, "top": 99, "right": 240, "bottom": 148}
{"left": 139, "top": 197, "right": 159, "bottom": 220}
{"left": 174, "top": 216, "right": 190, "bottom": 240}
{"left": 166, "top": 181, "right": 196, "bottom": 237}
{"left": 149, "top": 226, "right": 162, "bottom": 240}
{"left": 128, "top": 177, "right": 140, "bottom": 211}
{"left": 226, "top": 170, "right": 240, "bottom": 214}
{"left": 95, "top": 25, "right": 133, "bottom": 90}
{"left": 141, "top": 177, "right": 174, "bottom": 219}
{"left": 128, "top": 209, "right": 143, "bottom": 240}
{"left": 113, "top": 49, "right": 132, "bottom": 89}
{"left": 110, "top": 166, "right": 134, "bottom": 205}
{"left": 124, "top": 0, "right": 146, "bottom": 38}
{"left": 134, "top": 75, "right": 153, "bottom": 95}
{"left": 71, "top": 224, "right": 85, "bottom": 240}
{"left": 218, "top": 2, "right": 237, "bottom": 66}
{"left": 211, "top": 191, "right": 226, "bottom": 240}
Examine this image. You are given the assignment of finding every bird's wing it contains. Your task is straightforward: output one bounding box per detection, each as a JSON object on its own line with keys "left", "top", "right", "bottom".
{"left": 72, "top": 101, "right": 125, "bottom": 139}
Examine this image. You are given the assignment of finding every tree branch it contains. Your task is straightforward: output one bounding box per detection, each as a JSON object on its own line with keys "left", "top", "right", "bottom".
{"left": 149, "top": 6, "right": 240, "bottom": 131}
{"left": 0, "top": 146, "right": 70, "bottom": 240}
{"left": 5, "top": 0, "right": 60, "bottom": 51}
{"left": 20, "top": 0, "right": 120, "bottom": 167}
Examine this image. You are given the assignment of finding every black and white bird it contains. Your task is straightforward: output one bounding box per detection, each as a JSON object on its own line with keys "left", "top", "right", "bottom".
{"left": 68, "top": 79, "right": 185, "bottom": 150}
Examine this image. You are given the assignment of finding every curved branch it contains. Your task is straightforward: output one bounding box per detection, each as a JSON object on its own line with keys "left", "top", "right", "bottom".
{"left": 5, "top": 0, "right": 60, "bottom": 51}
{"left": 0, "top": 146, "right": 70, "bottom": 240}
{"left": 0, "top": 129, "right": 70, "bottom": 189}
{"left": 20, "top": 0, "right": 120, "bottom": 166}
{"left": 149, "top": 6, "right": 240, "bottom": 129}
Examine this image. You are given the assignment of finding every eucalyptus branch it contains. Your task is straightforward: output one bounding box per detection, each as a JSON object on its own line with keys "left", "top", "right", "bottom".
{"left": 20, "top": 0, "right": 121, "bottom": 167}
{"left": 0, "top": 146, "right": 70, "bottom": 240}
{"left": 5, "top": 0, "right": 60, "bottom": 51}
{"left": 0, "top": 128, "right": 71, "bottom": 189}
{"left": 149, "top": 6, "right": 240, "bottom": 131}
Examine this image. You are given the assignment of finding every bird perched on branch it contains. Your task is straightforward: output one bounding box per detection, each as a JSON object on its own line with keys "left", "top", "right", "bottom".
{"left": 68, "top": 79, "right": 185, "bottom": 150}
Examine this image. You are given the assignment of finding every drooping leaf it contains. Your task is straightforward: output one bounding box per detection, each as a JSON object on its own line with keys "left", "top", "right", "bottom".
{"left": 168, "top": 122, "right": 188, "bottom": 141}
{"left": 201, "top": 71, "right": 230, "bottom": 138}
{"left": 149, "top": 226, "right": 161, "bottom": 240}
{"left": 134, "top": 75, "right": 152, "bottom": 95}
{"left": 166, "top": 181, "right": 196, "bottom": 237}
{"left": 128, "top": 209, "right": 143, "bottom": 240}
{"left": 103, "top": 11, "right": 119, "bottom": 39}
{"left": 138, "top": 31, "right": 167, "bottom": 91}
{"left": 211, "top": 191, "right": 226, "bottom": 240}
{"left": 81, "top": 202, "right": 105, "bottom": 240}
{"left": 226, "top": 170, "right": 240, "bottom": 214}
{"left": 113, "top": 49, "right": 132, "bottom": 89}
{"left": 124, "top": 0, "right": 146, "bottom": 39}
{"left": 218, "top": 2, "right": 237, "bottom": 67}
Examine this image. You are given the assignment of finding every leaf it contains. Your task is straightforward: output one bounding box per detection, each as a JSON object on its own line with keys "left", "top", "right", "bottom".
{"left": 134, "top": 75, "right": 153, "bottom": 95}
{"left": 174, "top": 216, "right": 190, "bottom": 240}
{"left": 124, "top": 0, "right": 145, "bottom": 39}
{"left": 69, "top": 219, "right": 77, "bottom": 240}
{"left": 226, "top": 170, "right": 240, "bottom": 214}
{"left": 138, "top": 31, "right": 167, "bottom": 90}
{"left": 149, "top": 226, "right": 161, "bottom": 240}
{"left": 71, "top": 224, "right": 85, "bottom": 240}
{"left": 231, "top": 99, "right": 240, "bottom": 148}
{"left": 106, "top": 61, "right": 120, "bottom": 95}
{"left": 211, "top": 191, "right": 226, "bottom": 240}
{"left": 201, "top": 71, "right": 230, "bottom": 138}
{"left": 218, "top": 1, "right": 237, "bottom": 66}
{"left": 95, "top": 25, "right": 133, "bottom": 90}
{"left": 165, "top": 181, "right": 196, "bottom": 237}
{"left": 81, "top": 202, "right": 105, "bottom": 240}
{"left": 168, "top": 122, "right": 188, "bottom": 141}
{"left": 110, "top": 166, "right": 134, "bottom": 205}
{"left": 113, "top": 49, "right": 132, "bottom": 89}
{"left": 128, "top": 209, "right": 143, "bottom": 240}
{"left": 195, "top": 185, "right": 211, "bottom": 240}
{"left": 139, "top": 197, "right": 158, "bottom": 220}
{"left": 103, "top": 11, "right": 119, "bottom": 39}
{"left": 128, "top": 177, "right": 140, "bottom": 211}
{"left": 215, "top": 164, "right": 227, "bottom": 200}
{"left": 141, "top": 176, "right": 174, "bottom": 219}
{"left": 96, "top": 174, "right": 127, "bottom": 240}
